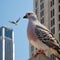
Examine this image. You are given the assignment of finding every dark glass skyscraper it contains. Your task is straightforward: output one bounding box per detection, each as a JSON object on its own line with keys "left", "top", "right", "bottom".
{"left": 0, "top": 26, "right": 15, "bottom": 60}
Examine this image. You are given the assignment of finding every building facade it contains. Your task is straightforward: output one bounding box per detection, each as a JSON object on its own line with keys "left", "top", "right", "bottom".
{"left": 0, "top": 26, "right": 15, "bottom": 60}
{"left": 29, "top": 0, "right": 60, "bottom": 60}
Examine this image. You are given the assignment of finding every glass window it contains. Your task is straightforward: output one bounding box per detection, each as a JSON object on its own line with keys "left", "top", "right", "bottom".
{"left": 59, "top": 0, "right": 60, "bottom": 3}
{"left": 40, "top": 17, "right": 44, "bottom": 24}
{"left": 5, "top": 28, "right": 12, "bottom": 38}
{"left": 35, "top": 1, "right": 38, "bottom": 8}
{"left": 50, "top": 54, "right": 56, "bottom": 60}
{"left": 50, "top": 1, "right": 52, "bottom": 7}
{"left": 59, "top": 33, "right": 60, "bottom": 41}
{"left": 59, "top": 5, "right": 60, "bottom": 12}
{"left": 53, "top": 0, "right": 54, "bottom": 5}
{"left": 0, "top": 39, "right": 3, "bottom": 60}
{"left": 5, "top": 39, "right": 13, "bottom": 60}
{"left": 53, "top": 18, "right": 55, "bottom": 25}
{"left": 59, "top": 15, "right": 60, "bottom": 21}
{"left": 50, "top": 0, "right": 54, "bottom": 7}
{"left": 40, "top": 0, "right": 43, "bottom": 2}
{"left": 51, "top": 10, "right": 52, "bottom": 18}
{"left": 53, "top": 9, "right": 54, "bottom": 16}
{"left": 59, "top": 24, "right": 60, "bottom": 30}
{"left": 40, "top": 10, "right": 44, "bottom": 17}
{"left": 35, "top": 1, "right": 38, "bottom": 15}
{"left": 40, "top": 3, "right": 44, "bottom": 10}
{"left": 51, "top": 18, "right": 55, "bottom": 27}
{"left": 50, "top": 9, "right": 55, "bottom": 18}
{"left": 0, "top": 28, "right": 2, "bottom": 37}
{"left": 51, "top": 27, "right": 55, "bottom": 34}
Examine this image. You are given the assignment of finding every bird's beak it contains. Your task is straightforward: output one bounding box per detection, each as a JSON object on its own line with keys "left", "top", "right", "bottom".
{"left": 23, "top": 15, "right": 27, "bottom": 18}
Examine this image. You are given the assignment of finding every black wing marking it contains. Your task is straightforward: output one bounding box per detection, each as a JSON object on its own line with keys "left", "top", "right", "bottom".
{"left": 36, "top": 25, "right": 54, "bottom": 37}
{"left": 9, "top": 21, "right": 15, "bottom": 24}
{"left": 16, "top": 17, "right": 20, "bottom": 23}
{"left": 35, "top": 25, "right": 60, "bottom": 49}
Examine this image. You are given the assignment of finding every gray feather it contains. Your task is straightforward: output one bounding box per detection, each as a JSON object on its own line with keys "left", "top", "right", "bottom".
{"left": 35, "top": 25, "right": 60, "bottom": 52}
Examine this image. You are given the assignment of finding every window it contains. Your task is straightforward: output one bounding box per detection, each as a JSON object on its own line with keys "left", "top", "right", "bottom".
{"left": 53, "top": 9, "right": 54, "bottom": 16}
{"left": 59, "top": 24, "right": 60, "bottom": 30}
{"left": 0, "top": 39, "right": 3, "bottom": 60}
{"left": 35, "top": 2, "right": 37, "bottom": 7}
{"left": 50, "top": 9, "right": 55, "bottom": 18}
{"left": 40, "top": 0, "right": 43, "bottom": 2}
{"left": 59, "top": 33, "right": 60, "bottom": 41}
{"left": 59, "top": 5, "right": 60, "bottom": 12}
{"left": 58, "top": 0, "right": 60, "bottom": 3}
{"left": 0, "top": 28, "right": 2, "bottom": 36}
{"left": 50, "top": 1, "right": 52, "bottom": 7}
{"left": 40, "top": 3, "right": 44, "bottom": 10}
{"left": 51, "top": 27, "right": 55, "bottom": 34}
{"left": 35, "top": 1, "right": 38, "bottom": 15}
{"left": 53, "top": 0, "right": 54, "bottom": 5}
{"left": 40, "top": 17, "right": 44, "bottom": 24}
{"left": 5, "top": 39, "right": 13, "bottom": 60}
{"left": 51, "top": 10, "right": 52, "bottom": 18}
{"left": 50, "top": 54, "right": 56, "bottom": 60}
{"left": 51, "top": 18, "right": 55, "bottom": 27}
{"left": 40, "top": 10, "right": 44, "bottom": 17}
{"left": 50, "top": 0, "right": 54, "bottom": 7}
{"left": 59, "top": 15, "right": 60, "bottom": 21}
{"left": 35, "top": 9, "right": 38, "bottom": 16}
{"left": 5, "top": 28, "right": 12, "bottom": 38}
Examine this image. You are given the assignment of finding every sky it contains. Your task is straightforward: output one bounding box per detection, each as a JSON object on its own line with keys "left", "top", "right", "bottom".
{"left": 0, "top": 0, "right": 33, "bottom": 60}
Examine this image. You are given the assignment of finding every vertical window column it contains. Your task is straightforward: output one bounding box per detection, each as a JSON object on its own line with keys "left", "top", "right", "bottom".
{"left": 59, "top": 33, "right": 60, "bottom": 41}
{"left": 50, "top": 9, "right": 55, "bottom": 18}
{"left": 51, "top": 18, "right": 55, "bottom": 27}
{"left": 59, "top": 5, "right": 60, "bottom": 12}
{"left": 59, "top": 24, "right": 60, "bottom": 30}
{"left": 58, "top": 0, "right": 60, "bottom": 3}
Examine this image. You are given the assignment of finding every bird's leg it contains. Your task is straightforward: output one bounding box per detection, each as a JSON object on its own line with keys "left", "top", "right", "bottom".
{"left": 34, "top": 50, "right": 44, "bottom": 57}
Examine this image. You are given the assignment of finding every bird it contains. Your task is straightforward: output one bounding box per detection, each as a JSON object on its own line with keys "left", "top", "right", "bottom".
{"left": 23, "top": 12, "right": 60, "bottom": 59}
{"left": 9, "top": 17, "right": 20, "bottom": 25}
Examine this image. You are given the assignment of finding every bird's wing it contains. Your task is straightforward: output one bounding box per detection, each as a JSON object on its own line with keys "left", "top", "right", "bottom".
{"left": 16, "top": 17, "right": 20, "bottom": 23}
{"left": 35, "top": 25, "right": 60, "bottom": 49}
{"left": 9, "top": 21, "right": 16, "bottom": 24}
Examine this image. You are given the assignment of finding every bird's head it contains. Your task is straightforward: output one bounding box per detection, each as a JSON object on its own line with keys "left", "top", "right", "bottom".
{"left": 23, "top": 12, "right": 37, "bottom": 20}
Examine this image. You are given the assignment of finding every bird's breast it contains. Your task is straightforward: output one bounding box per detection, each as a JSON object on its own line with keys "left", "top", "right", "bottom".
{"left": 27, "top": 22, "right": 37, "bottom": 41}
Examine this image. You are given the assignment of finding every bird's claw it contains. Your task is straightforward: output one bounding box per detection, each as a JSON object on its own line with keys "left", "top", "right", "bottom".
{"left": 34, "top": 50, "right": 44, "bottom": 57}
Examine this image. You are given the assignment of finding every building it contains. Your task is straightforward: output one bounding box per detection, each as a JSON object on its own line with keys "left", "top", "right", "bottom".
{"left": 0, "top": 26, "right": 15, "bottom": 60}
{"left": 29, "top": 0, "right": 60, "bottom": 60}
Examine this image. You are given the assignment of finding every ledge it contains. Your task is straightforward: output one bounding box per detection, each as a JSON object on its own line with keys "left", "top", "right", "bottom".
{"left": 29, "top": 54, "right": 51, "bottom": 60}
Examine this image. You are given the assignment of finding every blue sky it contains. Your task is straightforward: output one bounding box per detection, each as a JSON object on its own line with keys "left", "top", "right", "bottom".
{"left": 0, "top": 0, "right": 33, "bottom": 60}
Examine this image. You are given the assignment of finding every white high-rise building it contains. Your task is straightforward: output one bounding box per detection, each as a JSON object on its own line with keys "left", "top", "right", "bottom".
{"left": 0, "top": 26, "right": 15, "bottom": 60}
{"left": 29, "top": 0, "right": 60, "bottom": 60}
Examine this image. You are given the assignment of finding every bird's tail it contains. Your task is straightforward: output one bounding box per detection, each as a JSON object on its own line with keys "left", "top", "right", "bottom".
{"left": 54, "top": 46, "right": 60, "bottom": 54}
{"left": 57, "top": 48, "right": 60, "bottom": 54}
{"left": 54, "top": 46, "right": 60, "bottom": 60}
{"left": 56, "top": 41, "right": 60, "bottom": 54}
{"left": 54, "top": 47, "right": 60, "bottom": 59}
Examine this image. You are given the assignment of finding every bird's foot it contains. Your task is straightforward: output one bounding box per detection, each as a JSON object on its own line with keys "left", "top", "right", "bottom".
{"left": 34, "top": 50, "right": 44, "bottom": 57}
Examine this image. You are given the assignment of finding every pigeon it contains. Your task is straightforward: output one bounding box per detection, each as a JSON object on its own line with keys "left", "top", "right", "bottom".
{"left": 9, "top": 17, "right": 20, "bottom": 25}
{"left": 23, "top": 12, "right": 60, "bottom": 59}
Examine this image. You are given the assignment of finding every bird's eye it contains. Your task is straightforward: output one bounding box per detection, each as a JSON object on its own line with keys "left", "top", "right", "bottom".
{"left": 28, "top": 13, "right": 31, "bottom": 15}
